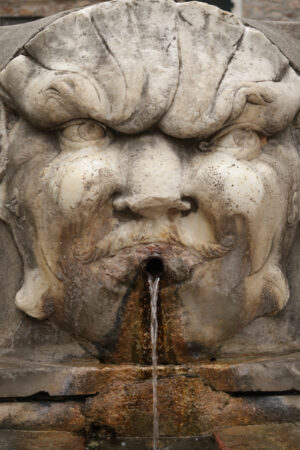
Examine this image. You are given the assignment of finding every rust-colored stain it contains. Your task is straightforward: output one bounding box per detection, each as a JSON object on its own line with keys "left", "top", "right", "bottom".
{"left": 111, "top": 272, "right": 189, "bottom": 364}
{"left": 84, "top": 371, "right": 298, "bottom": 437}
{"left": 113, "top": 274, "right": 150, "bottom": 363}
{"left": 214, "top": 433, "right": 227, "bottom": 450}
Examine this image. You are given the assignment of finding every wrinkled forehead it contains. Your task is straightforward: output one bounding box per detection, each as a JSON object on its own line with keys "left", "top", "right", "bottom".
{"left": 0, "top": 0, "right": 300, "bottom": 139}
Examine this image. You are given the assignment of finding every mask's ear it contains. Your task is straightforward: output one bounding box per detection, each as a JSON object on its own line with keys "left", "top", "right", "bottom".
{"left": 0, "top": 100, "right": 8, "bottom": 182}
{"left": 243, "top": 19, "right": 300, "bottom": 73}
{"left": 0, "top": 100, "right": 8, "bottom": 219}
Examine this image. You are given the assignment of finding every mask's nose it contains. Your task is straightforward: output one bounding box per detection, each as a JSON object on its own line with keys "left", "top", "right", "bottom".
{"left": 113, "top": 195, "right": 192, "bottom": 218}
{"left": 112, "top": 135, "right": 196, "bottom": 219}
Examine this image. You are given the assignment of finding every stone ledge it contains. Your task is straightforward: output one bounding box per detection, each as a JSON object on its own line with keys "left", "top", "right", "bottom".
{"left": 0, "top": 353, "right": 298, "bottom": 397}
{"left": 0, "top": 355, "right": 299, "bottom": 438}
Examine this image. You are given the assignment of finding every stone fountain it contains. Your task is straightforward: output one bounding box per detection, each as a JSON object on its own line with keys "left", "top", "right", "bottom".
{"left": 0, "top": 1, "right": 299, "bottom": 448}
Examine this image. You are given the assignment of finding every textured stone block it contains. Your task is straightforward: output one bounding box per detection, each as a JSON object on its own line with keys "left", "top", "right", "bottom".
{"left": 214, "top": 423, "right": 300, "bottom": 449}
{"left": 85, "top": 376, "right": 300, "bottom": 436}
{"left": 86, "top": 436, "right": 219, "bottom": 449}
{"left": 0, "top": 402, "right": 85, "bottom": 431}
{"left": 0, "top": 430, "right": 85, "bottom": 450}
{"left": 0, "top": 358, "right": 298, "bottom": 437}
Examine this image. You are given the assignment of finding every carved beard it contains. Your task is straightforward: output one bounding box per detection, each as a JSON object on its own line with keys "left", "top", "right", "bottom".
{"left": 11, "top": 196, "right": 290, "bottom": 362}
{"left": 54, "top": 252, "right": 287, "bottom": 363}
{"left": 48, "top": 215, "right": 253, "bottom": 362}
{"left": 54, "top": 245, "right": 243, "bottom": 363}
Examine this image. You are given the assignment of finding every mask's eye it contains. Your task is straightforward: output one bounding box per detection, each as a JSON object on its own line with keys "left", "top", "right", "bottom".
{"left": 197, "top": 141, "right": 212, "bottom": 153}
{"left": 61, "top": 120, "right": 106, "bottom": 142}
{"left": 211, "top": 129, "right": 264, "bottom": 160}
{"left": 59, "top": 120, "right": 109, "bottom": 150}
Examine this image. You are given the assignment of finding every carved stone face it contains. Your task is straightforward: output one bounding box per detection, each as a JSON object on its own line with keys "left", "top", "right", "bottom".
{"left": 0, "top": 0, "right": 300, "bottom": 362}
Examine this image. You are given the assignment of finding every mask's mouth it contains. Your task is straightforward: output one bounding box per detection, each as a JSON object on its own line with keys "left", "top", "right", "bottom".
{"left": 57, "top": 239, "right": 234, "bottom": 288}
{"left": 72, "top": 238, "right": 231, "bottom": 265}
{"left": 145, "top": 256, "right": 164, "bottom": 277}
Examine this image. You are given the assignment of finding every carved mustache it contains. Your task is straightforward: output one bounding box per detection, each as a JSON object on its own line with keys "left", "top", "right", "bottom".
{"left": 71, "top": 219, "right": 230, "bottom": 263}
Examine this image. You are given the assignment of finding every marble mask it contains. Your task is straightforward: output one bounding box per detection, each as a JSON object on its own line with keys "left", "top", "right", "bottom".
{"left": 0, "top": 0, "right": 300, "bottom": 361}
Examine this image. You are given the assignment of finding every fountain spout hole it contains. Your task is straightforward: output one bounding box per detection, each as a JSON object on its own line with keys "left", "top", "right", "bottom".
{"left": 146, "top": 257, "right": 164, "bottom": 278}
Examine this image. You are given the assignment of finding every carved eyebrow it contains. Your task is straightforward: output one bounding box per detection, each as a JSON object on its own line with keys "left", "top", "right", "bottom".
{"left": 210, "top": 124, "right": 267, "bottom": 142}
{"left": 54, "top": 118, "right": 93, "bottom": 130}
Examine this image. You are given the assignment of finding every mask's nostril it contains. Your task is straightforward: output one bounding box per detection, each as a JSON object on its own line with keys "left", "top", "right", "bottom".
{"left": 181, "top": 196, "right": 198, "bottom": 217}
{"left": 145, "top": 257, "right": 164, "bottom": 277}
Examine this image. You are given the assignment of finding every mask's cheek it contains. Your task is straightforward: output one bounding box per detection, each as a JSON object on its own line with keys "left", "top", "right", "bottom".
{"left": 186, "top": 153, "right": 288, "bottom": 274}
{"left": 33, "top": 148, "right": 124, "bottom": 266}
{"left": 179, "top": 153, "right": 291, "bottom": 342}
{"left": 51, "top": 259, "right": 130, "bottom": 346}
{"left": 45, "top": 148, "right": 124, "bottom": 218}
{"left": 175, "top": 256, "right": 289, "bottom": 354}
{"left": 176, "top": 253, "right": 248, "bottom": 352}
{"left": 13, "top": 148, "right": 125, "bottom": 320}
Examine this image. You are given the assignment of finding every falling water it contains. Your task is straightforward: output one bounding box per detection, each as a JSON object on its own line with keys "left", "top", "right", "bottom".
{"left": 148, "top": 274, "right": 160, "bottom": 450}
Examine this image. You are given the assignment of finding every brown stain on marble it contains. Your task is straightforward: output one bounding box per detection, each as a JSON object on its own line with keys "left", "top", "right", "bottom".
{"left": 111, "top": 271, "right": 189, "bottom": 364}
{"left": 85, "top": 372, "right": 298, "bottom": 437}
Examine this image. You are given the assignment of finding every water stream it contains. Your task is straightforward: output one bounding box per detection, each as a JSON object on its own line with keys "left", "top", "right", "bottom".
{"left": 148, "top": 275, "right": 160, "bottom": 450}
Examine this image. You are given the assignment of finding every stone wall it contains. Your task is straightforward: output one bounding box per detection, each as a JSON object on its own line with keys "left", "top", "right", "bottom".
{"left": 0, "top": 0, "right": 300, "bottom": 20}
{"left": 243, "top": 0, "right": 300, "bottom": 21}
{"left": 0, "top": 1, "right": 107, "bottom": 19}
